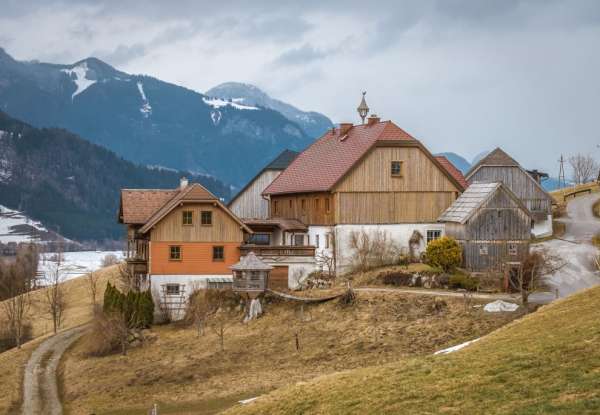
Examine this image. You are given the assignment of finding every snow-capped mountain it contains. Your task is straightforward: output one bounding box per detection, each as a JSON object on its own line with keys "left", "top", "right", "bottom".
{"left": 206, "top": 82, "right": 333, "bottom": 138}
{"left": 0, "top": 48, "right": 316, "bottom": 187}
{"left": 0, "top": 204, "right": 66, "bottom": 244}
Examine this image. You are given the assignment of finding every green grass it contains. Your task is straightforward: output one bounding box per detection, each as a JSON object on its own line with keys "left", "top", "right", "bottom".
{"left": 225, "top": 285, "right": 600, "bottom": 415}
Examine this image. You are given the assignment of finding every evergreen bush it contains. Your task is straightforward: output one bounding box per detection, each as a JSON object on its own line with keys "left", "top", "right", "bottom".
{"left": 425, "top": 237, "right": 462, "bottom": 272}
{"left": 102, "top": 282, "right": 154, "bottom": 328}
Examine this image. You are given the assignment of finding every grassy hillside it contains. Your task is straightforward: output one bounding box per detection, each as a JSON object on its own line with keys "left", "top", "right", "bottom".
{"left": 226, "top": 285, "right": 600, "bottom": 415}
{"left": 0, "top": 265, "right": 118, "bottom": 413}
{"left": 550, "top": 182, "right": 599, "bottom": 203}
{"left": 61, "top": 291, "right": 520, "bottom": 414}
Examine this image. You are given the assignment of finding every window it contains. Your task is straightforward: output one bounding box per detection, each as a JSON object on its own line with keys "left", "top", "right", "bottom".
{"left": 508, "top": 243, "right": 518, "bottom": 256}
{"left": 294, "top": 234, "right": 304, "bottom": 246}
{"left": 391, "top": 161, "right": 403, "bottom": 176}
{"left": 165, "top": 283, "right": 181, "bottom": 296}
{"left": 325, "top": 233, "right": 330, "bottom": 249}
{"left": 213, "top": 246, "right": 224, "bottom": 261}
{"left": 325, "top": 198, "right": 330, "bottom": 213}
{"left": 169, "top": 245, "right": 181, "bottom": 260}
{"left": 201, "top": 211, "right": 212, "bottom": 225}
{"left": 289, "top": 199, "right": 293, "bottom": 209}
{"left": 274, "top": 201, "right": 279, "bottom": 215}
{"left": 208, "top": 281, "right": 231, "bottom": 289}
{"left": 301, "top": 199, "right": 306, "bottom": 211}
{"left": 315, "top": 198, "right": 320, "bottom": 210}
{"left": 248, "top": 233, "right": 271, "bottom": 245}
{"left": 182, "top": 210, "right": 193, "bottom": 225}
{"left": 427, "top": 230, "right": 442, "bottom": 244}
{"left": 479, "top": 245, "right": 488, "bottom": 256}
{"left": 316, "top": 234, "right": 320, "bottom": 248}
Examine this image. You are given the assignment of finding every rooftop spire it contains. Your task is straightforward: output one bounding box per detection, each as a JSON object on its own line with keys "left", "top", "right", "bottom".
{"left": 357, "top": 91, "right": 369, "bottom": 124}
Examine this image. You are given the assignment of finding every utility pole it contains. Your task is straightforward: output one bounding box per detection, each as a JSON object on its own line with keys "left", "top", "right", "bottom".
{"left": 558, "top": 155, "right": 566, "bottom": 190}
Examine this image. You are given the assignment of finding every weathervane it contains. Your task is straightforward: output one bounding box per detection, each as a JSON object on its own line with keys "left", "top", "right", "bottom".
{"left": 357, "top": 91, "right": 369, "bottom": 124}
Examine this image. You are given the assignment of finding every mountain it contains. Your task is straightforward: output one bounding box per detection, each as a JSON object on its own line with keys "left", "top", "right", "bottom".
{"left": 0, "top": 48, "right": 315, "bottom": 187}
{"left": 0, "top": 110, "right": 230, "bottom": 242}
{"left": 435, "top": 152, "right": 471, "bottom": 174}
{"left": 471, "top": 150, "right": 490, "bottom": 167}
{"left": 205, "top": 82, "right": 333, "bottom": 139}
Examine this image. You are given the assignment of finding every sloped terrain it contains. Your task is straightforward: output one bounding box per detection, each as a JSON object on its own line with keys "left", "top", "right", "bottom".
{"left": 227, "top": 285, "right": 600, "bottom": 415}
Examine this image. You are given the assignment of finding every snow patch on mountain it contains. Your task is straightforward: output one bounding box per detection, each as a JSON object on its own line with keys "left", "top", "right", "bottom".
{"left": 0, "top": 205, "right": 48, "bottom": 243}
{"left": 61, "top": 62, "right": 96, "bottom": 100}
{"left": 202, "top": 97, "right": 259, "bottom": 111}
{"left": 211, "top": 110, "right": 222, "bottom": 126}
{"left": 136, "top": 81, "right": 152, "bottom": 117}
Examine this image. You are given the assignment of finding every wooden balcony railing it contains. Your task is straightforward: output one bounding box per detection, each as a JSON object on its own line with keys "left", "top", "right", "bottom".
{"left": 126, "top": 238, "right": 149, "bottom": 262}
{"left": 239, "top": 244, "right": 316, "bottom": 257}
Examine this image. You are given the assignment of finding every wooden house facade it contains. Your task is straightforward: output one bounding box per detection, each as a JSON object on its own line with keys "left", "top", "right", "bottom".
{"left": 465, "top": 148, "right": 553, "bottom": 238}
{"left": 438, "top": 182, "right": 532, "bottom": 272}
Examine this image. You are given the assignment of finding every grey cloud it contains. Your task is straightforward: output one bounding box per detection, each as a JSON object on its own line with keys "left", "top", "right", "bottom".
{"left": 96, "top": 43, "right": 147, "bottom": 66}
{"left": 273, "top": 44, "right": 328, "bottom": 66}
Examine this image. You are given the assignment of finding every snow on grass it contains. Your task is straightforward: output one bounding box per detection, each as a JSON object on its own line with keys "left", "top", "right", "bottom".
{"left": 0, "top": 205, "right": 48, "bottom": 243}
{"left": 61, "top": 62, "right": 96, "bottom": 100}
{"left": 137, "top": 81, "right": 152, "bottom": 117}
{"left": 434, "top": 338, "right": 480, "bottom": 355}
{"left": 202, "top": 97, "right": 259, "bottom": 110}
{"left": 39, "top": 250, "right": 124, "bottom": 282}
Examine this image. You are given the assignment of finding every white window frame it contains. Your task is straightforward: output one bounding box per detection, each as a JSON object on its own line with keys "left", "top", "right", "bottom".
{"left": 426, "top": 229, "right": 442, "bottom": 244}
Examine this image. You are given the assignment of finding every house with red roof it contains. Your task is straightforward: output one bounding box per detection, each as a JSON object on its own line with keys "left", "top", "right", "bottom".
{"left": 258, "top": 110, "right": 467, "bottom": 277}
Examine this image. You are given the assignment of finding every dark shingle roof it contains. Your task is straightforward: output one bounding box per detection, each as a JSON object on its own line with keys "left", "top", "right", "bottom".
{"left": 265, "top": 149, "right": 299, "bottom": 170}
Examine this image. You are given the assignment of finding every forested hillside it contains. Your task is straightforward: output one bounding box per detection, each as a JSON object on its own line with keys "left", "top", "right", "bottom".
{"left": 0, "top": 111, "right": 230, "bottom": 241}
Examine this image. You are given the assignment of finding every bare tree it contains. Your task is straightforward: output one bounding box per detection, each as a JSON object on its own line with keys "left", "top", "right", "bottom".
{"left": 87, "top": 270, "right": 101, "bottom": 307}
{"left": 509, "top": 250, "right": 565, "bottom": 309}
{"left": 101, "top": 253, "right": 120, "bottom": 268}
{"left": 568, "top": 154, "right": 599, "bottom": 185}
{"left": 205, "top": 289, "right": 239, "bottom": 352}
{"left": 44, "top": 251, "right": 67, "bottom": 334}
{"left": 348, "top": 229, "right": 401, "bottom": 273}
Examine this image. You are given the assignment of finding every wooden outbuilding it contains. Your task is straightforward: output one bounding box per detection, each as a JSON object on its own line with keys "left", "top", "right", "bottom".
{"left": 230, "top": 252, "right": 273, "bottom": 297}
{"left": 438, "top": 182, "right": 533, "bottom": 273}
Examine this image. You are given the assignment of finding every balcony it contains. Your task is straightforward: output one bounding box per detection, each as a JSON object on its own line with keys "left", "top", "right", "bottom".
{"left": 239, "top": 244, "right": 316, "bottom": 257}
{"left": 126, "top": 238, "right": 149, "bottom": 263}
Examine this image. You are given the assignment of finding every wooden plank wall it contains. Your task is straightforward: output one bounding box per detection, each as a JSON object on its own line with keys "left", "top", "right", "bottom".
{"left": 469, "top": 166, "right": 551, "bottom": 214}
{"left": 151, "top": 203, "right": 245, "bottom": 242}
{"left": 461, "top": 241, "right": 529, "bottom": 271}
{"left": 336, "top": 191, "right": 456, "bottom": 224}
{"left": 230, "top": 170, "right": 280, "bottom": 219}
{"left": 466, "top": 190, "right": 532, "bottom": 240}
{"left": 270, "top": 192, "right": 335, "bottom": 225}
{"left": 335, "top": 147, "right": 460, "bottom": 193}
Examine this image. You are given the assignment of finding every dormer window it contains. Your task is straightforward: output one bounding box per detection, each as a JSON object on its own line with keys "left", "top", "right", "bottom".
{"left": 391, "top": 161, "right": 403, "bottom": 177}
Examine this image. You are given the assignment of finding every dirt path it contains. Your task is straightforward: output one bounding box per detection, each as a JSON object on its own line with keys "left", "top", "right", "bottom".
{"left": 531, "top": 193, "right": 600, "bottom": 303}
{"left": 355, "top": 287, "right": 517, "bottom": 301}
{"left": 22, "top": 326, "right": 87, "bottom": 415}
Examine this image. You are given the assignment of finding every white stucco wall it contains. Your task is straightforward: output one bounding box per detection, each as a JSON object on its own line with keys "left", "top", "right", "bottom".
{"left": 532, "top": 214, "right": 553, "bottom": 238}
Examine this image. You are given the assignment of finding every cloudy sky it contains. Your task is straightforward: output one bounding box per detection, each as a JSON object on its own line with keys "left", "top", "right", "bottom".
{"left": 1, "top": 0, "right": 599, "bottom": 174}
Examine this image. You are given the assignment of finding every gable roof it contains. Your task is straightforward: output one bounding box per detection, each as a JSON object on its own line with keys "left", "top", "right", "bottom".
{"left": 263, "top": 121, "right": 465, "bottom": 195}
{"left": 438, "top": 182, "right": 532, "bottom": 224}
{"left": 228, "top": 149, "right": 299, "bottom": 207}
{"left": 230, "top": 251, "right": 273, "bottom": 271}
{"left": 434, "top": 156, "right": 469, "bottom": 189}
{"left": 119, "top": 189, "right": 179, "bottom": 224}
{"left": 465, "top": 148, "right": 519, "bottom": 178}
{"left": 137, "top": 183, "right": 251, "bottom": 234}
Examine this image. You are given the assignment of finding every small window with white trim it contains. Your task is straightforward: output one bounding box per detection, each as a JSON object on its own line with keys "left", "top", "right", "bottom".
{"left": 508, "top": 243, "right": 518, "bottom": 256}
{"left": 427, "top": 230, "right": 442, "bottom": 244}
{"left": 479, "top": 245, "right": 489, "bottom": 256}
{"left": 165, "top": 284, "right": 181, "bottom": 296}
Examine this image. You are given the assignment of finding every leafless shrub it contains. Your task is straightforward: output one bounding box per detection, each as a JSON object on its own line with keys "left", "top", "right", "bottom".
{"left": 44, "top": 250, "right": 67, "bottom": 334}
{"left": 348, "top": 230, "right": 402, "bottom": 273}
{"left": 82, "top": 308, "right": 123, "bottom": 357}
{"left": 87, "top": 270, "right": 101, "bottom": 307}
{"left": 338, "top": 287, "right": 356, "bottom": 307}
{"left": 510, "top": 250, "right": 565, "bottom": 309}
{"left": 101, "top": 254, "right": 120, "bottom": 268}
{"left": 568, "top": 154, "right": 599, "bottom": 184}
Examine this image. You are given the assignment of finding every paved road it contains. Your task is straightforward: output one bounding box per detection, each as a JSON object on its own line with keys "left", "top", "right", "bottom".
{"left": 531, "top": 193, "right": 600, "bottom": 302}
{"left": 22, "top": 326, "right": 87, "bottom": 415}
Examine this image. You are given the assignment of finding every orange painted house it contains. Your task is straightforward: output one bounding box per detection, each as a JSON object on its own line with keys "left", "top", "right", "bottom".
{"left": 118, "top": 179, "right": 252, "bottom": 317}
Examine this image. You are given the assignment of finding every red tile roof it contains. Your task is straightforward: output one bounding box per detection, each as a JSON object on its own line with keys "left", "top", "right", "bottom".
{"left": 263, "top": 121, "right": 417, "bottom": 195}
{"left": 434, "top": 156, "right": 469, "bottom": 189}
{"left": 119, "top": 189, "right": 179, "bottom": 224}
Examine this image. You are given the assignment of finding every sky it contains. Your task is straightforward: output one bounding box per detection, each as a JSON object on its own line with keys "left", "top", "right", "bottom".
{"left": 1, "top": 0, "right": 599, "bottom": 175}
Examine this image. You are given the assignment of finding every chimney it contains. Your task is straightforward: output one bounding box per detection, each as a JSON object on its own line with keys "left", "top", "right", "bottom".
{"left": 339, "top": 123, "right": 353, "bottom": 136}
{"left": 367, "top": 114, "right": 380, "bottom": 126}
{"left": 180, "top": 177, "right": 189, "bottom": 189}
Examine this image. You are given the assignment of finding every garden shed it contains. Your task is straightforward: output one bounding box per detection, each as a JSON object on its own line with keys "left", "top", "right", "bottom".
{"left": 230, "top": 252, "right": 272, "bottom": 297}
{"left": 438, "top": 182, "right": 532, "bottom": 273}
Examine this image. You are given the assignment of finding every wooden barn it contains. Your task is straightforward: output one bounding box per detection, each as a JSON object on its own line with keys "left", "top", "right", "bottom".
{"left": 465, "top": 148, "right": 553, "bottom": 238}
{"left": 438, "top": 182, "right": 533, "bottom": 273}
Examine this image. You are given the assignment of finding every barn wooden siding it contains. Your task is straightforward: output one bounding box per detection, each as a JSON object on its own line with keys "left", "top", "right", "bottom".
{"left": 469, "top": 166, "right": 551, "bottom": 216}
{"left": 270, "top": 192, "right": 335, "bottom": 225}
{"left": 459, "top": 241, "right": 529, "bottom": 271}
{"left": 151, "top": 204, "right": 245, "bottom": 243}
{"left": 230, "top": 170, "right": 281, "bottom": 219}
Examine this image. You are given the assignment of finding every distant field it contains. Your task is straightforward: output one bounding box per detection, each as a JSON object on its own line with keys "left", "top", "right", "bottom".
{"left": 226, "top": 284, "right": 600, "bottom": 415}
{"left": 550, "top": 181, "right": 599, "bottom": 203}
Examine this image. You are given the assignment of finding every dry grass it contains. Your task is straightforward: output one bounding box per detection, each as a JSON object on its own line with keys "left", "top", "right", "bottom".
{"left": 0, "top": 265, "right": 119, "bottom": 413}
{"left": 226, "top": 284, "right": 600, "bottom": 415}
{"left": 550, "top": 181, "right": 599, "bottom": 203}
{"left": 344, "top": 263, "right": 439, "bottom": 287}
{"left": 61, "top": 291, "right": 520, "bottom": 414}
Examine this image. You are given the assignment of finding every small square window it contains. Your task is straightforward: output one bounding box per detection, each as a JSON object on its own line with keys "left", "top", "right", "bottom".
{"left": 294, "top": 234, "right": 304, "bottom": 246}
{"left": 165, "top": 283, "right": 180, "bottom": 296}
{"left": 169, "top": 245, "right": 181, "bottom": 260}
{"left": 213, "top": 246, "right": 224, "bottom": 261}
{"left": 391, "top": 161, "right": 403, "bottom": 176}
{"left": 508, "top": 243, "right": 518, "bottom": 256}
{"left": 201, "top": 211, "right": 212, "bottom": 225}
{"left": 427, "top": 230, "right": 442, "bottom": 244}
{"left": 182, "top": 210, "right": 193, "bottom": 225}
{"left": 479, "top": 245, "right": 489, "bottom": 256}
